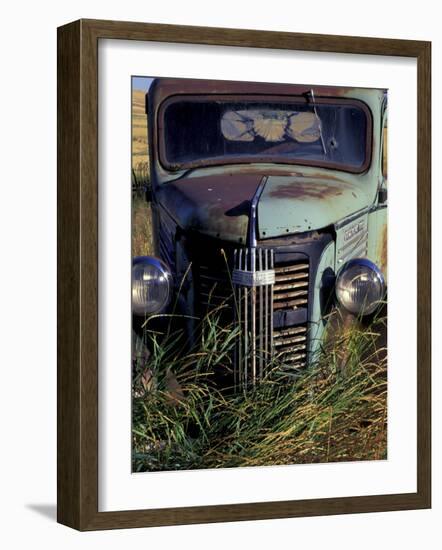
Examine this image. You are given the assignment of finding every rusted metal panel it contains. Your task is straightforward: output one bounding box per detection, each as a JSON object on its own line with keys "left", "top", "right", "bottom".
{"left": 155, "top": 167, "right": 373, "bottom": 243}
{"left": 259, "top": 173, "right": 371, "bottom": 238}
{"left": 155, "top": 173, "right": 262, "bottom": 243}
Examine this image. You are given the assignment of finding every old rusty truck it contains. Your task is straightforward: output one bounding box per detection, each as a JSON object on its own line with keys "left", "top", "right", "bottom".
{"left": 132, "top": 78, "right": 388, "bottom": 388}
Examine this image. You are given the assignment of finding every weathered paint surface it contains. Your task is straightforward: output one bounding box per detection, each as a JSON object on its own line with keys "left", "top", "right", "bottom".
{"left": 335, "top": 213, "right": 369, "bottom": 268}
{"left": 309, "top": 240, "right": 336, "bottom": 359}
{"left": 367, "top": 206, "right": 388, "bottom": 282}
{"left": 154, "top": 168, "right": 374, "bottom": 243}
{"left": 155, "top": 173, "right": 262, "bottom": 243}
{"left": 259, "top": 174, "right": 371, "bottom": 238}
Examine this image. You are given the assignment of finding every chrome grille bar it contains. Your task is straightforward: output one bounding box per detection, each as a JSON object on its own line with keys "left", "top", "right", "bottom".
{"left": 264, "top": 250, "right": 269, "bottom": 380}
{"left": 270, "top": 250, "right": 274, "bottom": 360}
{"left": 251, "top": 248, "right": 257, "bottom": 385}
{"left": 258, "top": 250, "right": 264, "bottom": 379}
{"left": 233, "top": 247, "right": 274, "bottom": 390}
{"left": 244, "top": 249, "right": 249, "bottom": 384}
{"left": 233, "top": 249, "right": 238, "bottom": 389}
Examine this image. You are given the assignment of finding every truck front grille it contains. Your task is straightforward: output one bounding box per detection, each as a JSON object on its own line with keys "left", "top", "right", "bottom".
{"left": 232, "top": 249, "right": 310, "bottom": 388}
{"left": 194, "top": 244, "right": 310, "bottom": 390}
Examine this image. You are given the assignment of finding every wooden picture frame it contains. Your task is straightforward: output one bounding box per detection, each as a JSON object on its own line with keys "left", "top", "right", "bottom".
{"left": 57, "top": 18, "right": 431, "bottom": 530}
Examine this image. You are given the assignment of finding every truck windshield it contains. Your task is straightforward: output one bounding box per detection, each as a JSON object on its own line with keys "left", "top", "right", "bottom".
{"left": 161, "top": 96, "right": 371, "bottom": 173}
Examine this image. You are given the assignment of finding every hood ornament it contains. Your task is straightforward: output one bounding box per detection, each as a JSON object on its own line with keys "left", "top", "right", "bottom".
{"left": 232, "top": 176, "right": 275, "bottom": 288}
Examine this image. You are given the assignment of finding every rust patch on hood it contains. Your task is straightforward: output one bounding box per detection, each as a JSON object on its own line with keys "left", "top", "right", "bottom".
{"left": 259, "top": 174, "right": 369, "bottom": 237}
{"left": 297, "top": 172, "right": 348, "bottom": 183}
{"left": 269, "top": 181, "right": 346, "bottom": 200}
{"left": 156, "top": 174, "right": 263, "bottom": 243}
{"left": 266, "top": 172, "right": 358, "bottom": 202}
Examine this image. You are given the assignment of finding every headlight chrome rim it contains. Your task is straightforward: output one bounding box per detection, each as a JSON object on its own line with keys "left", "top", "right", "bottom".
{"left": 335, "top": 258, "right": 386, "bottom": 316}
{"left": 132, "top": 256, "right": 173, "bottom": 316}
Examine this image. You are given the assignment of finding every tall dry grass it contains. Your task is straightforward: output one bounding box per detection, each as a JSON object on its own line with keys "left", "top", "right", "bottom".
{"left": 132, "top": 304, "right": 387, "bottom": 472}
{"left": 132, "top": 89, "right": 149, "bottom": 173}
{"left": 132, "top": 196, "right": 153, "bottom": 257}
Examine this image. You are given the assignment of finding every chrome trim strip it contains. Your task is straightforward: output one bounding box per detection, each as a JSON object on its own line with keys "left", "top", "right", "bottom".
{"left": 338, "top": 230, "right": 368, "bottom": 254}
{"left": 334, "top": 206, "right": 370, "bottom": 230}
{"left": 248, "top": 176, "right": 269, "bottom": 248}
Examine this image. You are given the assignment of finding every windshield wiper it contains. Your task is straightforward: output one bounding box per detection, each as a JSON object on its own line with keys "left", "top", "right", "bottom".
{"left": 306, "top": 89, "right": 327, "bottom": 156}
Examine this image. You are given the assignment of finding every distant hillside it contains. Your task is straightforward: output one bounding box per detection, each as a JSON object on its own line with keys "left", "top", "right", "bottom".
{"left": 132, "top": 89, "right": 149, "bottom": 175}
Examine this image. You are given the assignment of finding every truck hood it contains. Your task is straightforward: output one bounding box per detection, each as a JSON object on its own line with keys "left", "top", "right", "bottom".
{"left": 157, "top": 172, "right": 372, "bottom": 243}
{"left": 258, "top": 174, "right": 372, "bottom": 239}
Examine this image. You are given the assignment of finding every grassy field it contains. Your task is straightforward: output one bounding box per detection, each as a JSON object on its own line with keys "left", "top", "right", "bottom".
{"left": 132, "top": 305, "right": 387, "bottom": 472}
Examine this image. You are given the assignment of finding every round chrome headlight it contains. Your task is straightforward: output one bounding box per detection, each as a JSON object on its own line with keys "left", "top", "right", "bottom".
{"left": 132, "top": 257, "right": 172, "bottom": 316}
{"left": 335, "top": 258, "right": 386, "bottom": 316}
